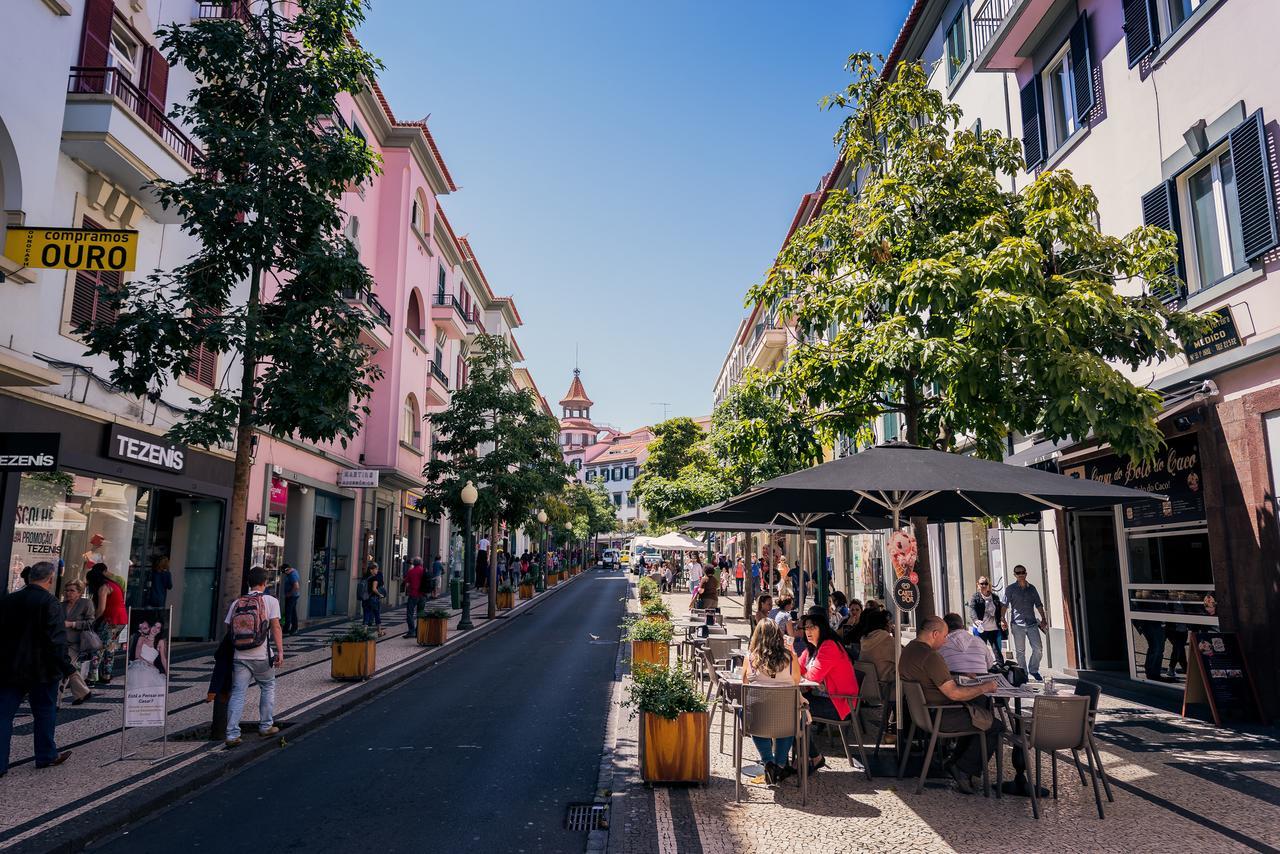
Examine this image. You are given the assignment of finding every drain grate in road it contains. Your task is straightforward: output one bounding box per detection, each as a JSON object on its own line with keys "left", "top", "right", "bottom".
{"left": 564, "top": 802, "right": 608, "bottom": 831}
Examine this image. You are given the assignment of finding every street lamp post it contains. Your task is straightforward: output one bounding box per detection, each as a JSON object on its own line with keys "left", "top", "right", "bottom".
{"left": 458, "top": 481, "right": 478, "bottom": 630}
{"left": 536, "top": 508, "right": 548, "bottom": 591}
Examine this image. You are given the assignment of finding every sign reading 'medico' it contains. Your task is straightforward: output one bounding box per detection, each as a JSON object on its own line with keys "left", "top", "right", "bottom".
{"left": 106, "top": 424, "right": 186, "bottom": 474}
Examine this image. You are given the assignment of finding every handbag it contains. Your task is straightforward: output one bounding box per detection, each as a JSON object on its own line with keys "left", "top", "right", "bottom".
{"left": 80, "top": 629, "right": 103, "bottom": 654}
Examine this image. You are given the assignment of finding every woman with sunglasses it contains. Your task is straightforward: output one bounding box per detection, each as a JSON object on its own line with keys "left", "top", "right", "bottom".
{"left": 968, "top": 576, "right": 1005, "bottom": 664}
{"left": 798, "top": 608, "right": 859, "bottom": 773}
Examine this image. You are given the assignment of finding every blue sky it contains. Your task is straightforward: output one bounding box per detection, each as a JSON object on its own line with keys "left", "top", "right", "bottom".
{"left": 360, "top": 0, "right": 913, "bottom": 431}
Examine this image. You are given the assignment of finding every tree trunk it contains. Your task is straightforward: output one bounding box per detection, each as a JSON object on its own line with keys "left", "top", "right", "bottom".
{"left": 901, "top": 380, "right": 938, "bottom": 618}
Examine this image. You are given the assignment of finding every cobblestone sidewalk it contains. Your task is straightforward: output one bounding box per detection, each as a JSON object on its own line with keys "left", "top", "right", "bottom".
{"left": 0, "top": 576, "right": 582, "bottom": 851}
{"left": 603, "top": 584, "right": 1280, "bottom": 854}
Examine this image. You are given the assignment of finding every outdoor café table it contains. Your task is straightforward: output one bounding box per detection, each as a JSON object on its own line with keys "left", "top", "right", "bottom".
{"left": 992, "top": 684, "right": 1049, "bottom": 797}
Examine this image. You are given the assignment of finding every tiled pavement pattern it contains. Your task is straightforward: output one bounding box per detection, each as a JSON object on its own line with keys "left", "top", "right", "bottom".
{"left": 605, "top": 581, "right": 1280, "bottom": 854}
{"left": 0, "top": 583, "right": 561, "bottom": 849}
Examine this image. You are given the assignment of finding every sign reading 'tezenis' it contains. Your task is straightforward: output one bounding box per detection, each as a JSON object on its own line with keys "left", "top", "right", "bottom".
{"left": 106, "top": 424, "right": 186, "bottom": 474}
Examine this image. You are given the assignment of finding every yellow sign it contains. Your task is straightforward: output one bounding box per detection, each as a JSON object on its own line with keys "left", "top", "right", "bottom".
{"left": 3, "top": 227, "right": 139, "bottom": 272}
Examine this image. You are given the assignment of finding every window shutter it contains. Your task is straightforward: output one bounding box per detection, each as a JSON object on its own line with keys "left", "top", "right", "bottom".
{"left": 1122, "top": 0, "right": 1158, "bottom": 67}
{"left": 1140, "top": 180, "right": 1186, "bottom": 304}
{"left": 1227, "top": 110, "right": 1280, "bottom": 262}
{"left": 78, "top": 0, "right": 114, "bottom": 68}
{"left": 186, "top": 311, "right": 218, "bottom": 387}
{"left": 70, "top": 218, "right": 119, "bottom": 331}
{"left": 1069, "top": 13, "right": 1094, "bottom": 123}
{"left": 1020, "top": 76, "right": 1045, "bottom": 170}
{"left": 143, "top": 46, "right": 169, "bottom": 110}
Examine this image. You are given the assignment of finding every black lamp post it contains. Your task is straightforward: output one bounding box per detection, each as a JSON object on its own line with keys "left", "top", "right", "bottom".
{"left": 458, "top": 480, "right": 477, "bottom": 630}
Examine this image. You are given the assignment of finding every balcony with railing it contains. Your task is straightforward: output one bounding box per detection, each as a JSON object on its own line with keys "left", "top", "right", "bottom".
{"left": 197, "top": 1, "right": 251, "bottom": 20}
{"left": 342, "top": 284, "right": 393, "bottom": 350}
{"left": 462, "top": 304, "right": 485, "bottom": 342}
{"left": 63, "top": 67, "right": 203, "bottom": 223}
{"left": 426, "top": 360, "right": 450, "bottom": 406}
{"left": 431, "top": 291, "right": 468, "bottom": 339}
{"left": 970, "top": 0, "right": 1059, "bottom": 72}
{"left": 745, "top": 316, "right": 786, "bottom": 370}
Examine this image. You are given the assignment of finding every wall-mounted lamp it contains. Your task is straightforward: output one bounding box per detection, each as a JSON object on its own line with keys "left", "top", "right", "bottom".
{"left": 1183, "top": 119, "right": 1209, "bottom": 157}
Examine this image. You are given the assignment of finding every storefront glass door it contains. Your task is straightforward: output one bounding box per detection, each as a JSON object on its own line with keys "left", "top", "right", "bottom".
{"left": 178, "top": 499, "right": 223, "bottom": 639}
{"left": 309, "top": 514, "right": 335, "bottom": 617}
{"left": 1070, "top": 512, "right": 1127, "bottom": 670}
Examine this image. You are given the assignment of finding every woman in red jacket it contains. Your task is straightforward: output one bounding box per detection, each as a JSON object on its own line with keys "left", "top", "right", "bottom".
{"left": 86, "top": 562, "right": 127, "bottom": 684}
{"left": 798, "top": 607, "right": 859, "bottom": 773}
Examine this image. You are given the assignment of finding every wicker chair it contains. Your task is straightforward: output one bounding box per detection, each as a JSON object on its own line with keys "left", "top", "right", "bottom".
{"left": 806, "top": 686, "right": 873, "bottom": 780}
{"left": 896, "top": 681, "right": 992, "bottom": 796}
{"left": 1071, "top": 680, "right": 1114, "bottom": 803}
{"left": 1004, "top": 693, "right": 1103, "bottom": 819}
{"left": 731, "top": 684, "right": 808, "bottom": 803}
{"left": 852, "top": 662, "right": 888, "bottom": 763}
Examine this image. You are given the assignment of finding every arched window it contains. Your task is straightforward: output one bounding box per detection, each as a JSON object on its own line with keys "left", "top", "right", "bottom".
{"left": 411, "top": 198, "right": 421, "bottom": 231}
{"left": 401, "top": 395, "right": 421, "bottom": 448}
{"left": 406, "top": 290, "right": 424, "bottom": 338}
{"left": 344, "top": 215, "right": 360, "bottom": 250}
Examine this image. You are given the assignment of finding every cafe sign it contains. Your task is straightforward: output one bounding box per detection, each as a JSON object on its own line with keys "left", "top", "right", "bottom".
{"left": 4, "top": 226, "right": 138, "bottom": 272}
{"left": 1186, "top": 308, "right": 1242, "bottom": 365}
{"left": 106, "top": 424, "right": 186, "bottom": 474}
{"left": 1063, "top": 432, "right": 1203, "bottom": 528}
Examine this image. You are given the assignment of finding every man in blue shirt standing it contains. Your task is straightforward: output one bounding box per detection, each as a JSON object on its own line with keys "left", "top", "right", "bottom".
{"left": 1005, "top": 565, "right": 1048, "bottom": 681}
{"left": 749, "top": 556, "right": 761, "bottom": 600}
{"left": 281, "top": 563, "right": 301, "bottom": 636}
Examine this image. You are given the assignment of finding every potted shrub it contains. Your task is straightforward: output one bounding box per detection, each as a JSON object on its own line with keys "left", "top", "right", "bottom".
{"left": 624, "top": 664, "right": 710, "bottom": 784}
{"left": 626, "top": 615, "right": 673, "bottom": 669}
{"left": 637, "top": 577, "right": 659, "bottom": 602}
{"left": 417, "top": 606, "right": 450, "bottom": 646}
{"left": 641, "top": 599, "right": 672, "bottom": 622}
{"left": 519, "top": 577, "right": 535, "bottom": 599}
{"left": 496, "top": 581, "right": 515, "bottom": 610}
{"left": 330, "top": 623, "right": 378, "bottom": 680}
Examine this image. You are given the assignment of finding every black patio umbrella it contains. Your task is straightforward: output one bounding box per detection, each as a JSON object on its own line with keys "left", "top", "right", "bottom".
{"left": 717, "top": 441, "right": 1164, "bottom": 729}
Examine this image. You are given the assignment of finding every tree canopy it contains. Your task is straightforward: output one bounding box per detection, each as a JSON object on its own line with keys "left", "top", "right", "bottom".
{"left": 708, "top": 370, "right": 824, "bottom": 494}
{"left": 749, "top": 53, "right": 1208, "bottom": 462}
{"left": 630, "top": 417, "right": 726, "bottom": 525}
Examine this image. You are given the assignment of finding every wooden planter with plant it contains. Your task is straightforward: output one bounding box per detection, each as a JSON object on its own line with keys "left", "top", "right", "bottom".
{"left": 625, "top": 664, "right": 710, "bottom": 785}
{"left": 641, "top": 599, "right": 672, "bottom": 623}
{"left": 627, "top": 616, "right": 673, "bottom": 670}
{"left": 417, "top": 607, "right": 450, "bottom": 646}
{"left": 496, "top": 582, "right": 515, "bottom": 610}
{"left": 331, "top": 624, "right": 378, "bottom": 681}
{"left": 519, "top": 580, "right": 535, "bottom": 599}
{"left": 637, "top": 577, "right": 659, "bottom": 603}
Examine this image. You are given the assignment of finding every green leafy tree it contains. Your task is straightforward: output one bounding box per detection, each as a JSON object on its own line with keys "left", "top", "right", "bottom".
{"left": 81, "top": 0, "right": 383, "bottom": 615}
{"left": 708, "top": 370, "right": 824, "bottom": 615}
{"left": 418, "top": 334, "right": 569, "bottom": 609}
{"left": 748, "top": 53, "right": 1208, "bottom": 613}
{"left": 631, "top": 417, "right": 727, "bottom": 525}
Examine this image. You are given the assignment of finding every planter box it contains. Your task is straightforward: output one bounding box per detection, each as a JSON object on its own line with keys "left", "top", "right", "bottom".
{"left": 496, "top": 589, "right": 514, "bottom": 610}
{"left": 631, "top": 640, "right": 670, "bottom": 669}
{"left": 331, "top": 639, "right": 377, "bottom": 681}
{"left": 519, "top": 583, "right": 534, "bottom": 599}
{"left": 639, "top": 711, "right": 710, "bottom": 784}
{"left": 547, "top": 573, "right": 558, "bottom": 587}
{"left": 417, "top": 616, "right": 448, "bottom": 646}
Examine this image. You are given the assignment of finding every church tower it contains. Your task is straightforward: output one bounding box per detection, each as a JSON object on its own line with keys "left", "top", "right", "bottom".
{"left": 559, "top": 368, "right": 599, "bottom": 452}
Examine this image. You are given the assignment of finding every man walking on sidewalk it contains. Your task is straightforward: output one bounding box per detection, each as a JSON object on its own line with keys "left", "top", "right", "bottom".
{"left": 403, "top": 557, "right": 425, "bottom": 638}
{"left": 281, "top": 563, "right": 301, "bottom": 636}
{"left": 224, "top": 566, "right": 284, "bottom": 747}
{"left": 0, "top": 561, "right": 75, "bottom": 774}
{"left": 1006, "top": 565, "right": 1048, "bottom": 681}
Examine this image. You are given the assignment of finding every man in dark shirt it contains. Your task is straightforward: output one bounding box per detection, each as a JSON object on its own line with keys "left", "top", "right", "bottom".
{"left": 0, "top": 561, "right": 74, "bottom": 774}
{"left": 899, "top": 616, "right": 1002, "bottom": 794}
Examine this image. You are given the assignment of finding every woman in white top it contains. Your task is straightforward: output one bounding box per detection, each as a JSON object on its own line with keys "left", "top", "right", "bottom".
{"left": 741, "top": 619, "right": 801, "bottom": 783}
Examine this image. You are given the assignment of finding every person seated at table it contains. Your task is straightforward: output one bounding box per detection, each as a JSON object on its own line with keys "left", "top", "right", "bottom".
{"left": 939, "top": 612, "right": 994, "bottom": 676}
{"left": 752, "top": 594, "right": 773, "bottom": 629}
{"left": 741, "top": 619, "right": 801, "bottom": 784}
{"left": 858, "top": 608, "right": 897, "bottom": 683}
{"left": 899, "top": 616, "right": 1003, "bottom": 795}
{"left": 830, "top": 591, "right": 851, "bottom": 624}
{"left": 773, "top": 596, "right": 803, "bottom": 654}
{"left": 798, "top": 609, "right": 860, "bottom": 774}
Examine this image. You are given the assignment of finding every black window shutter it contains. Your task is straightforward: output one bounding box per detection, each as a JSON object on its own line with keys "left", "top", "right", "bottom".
{"left": 1123, "top": 0, "right": 1159, "bottom": 67}
{"left": 1069, "top": 13, "right": 1094, "bottom": 123}
{"left": 1141, "top": 181, "right": 1186, "bottom": 304}
{"left": 1020, "top": 76, "right": 1046, "bottom": 170}
{"left": 1227, "top": 110, "right": 1280, "bottom": 262}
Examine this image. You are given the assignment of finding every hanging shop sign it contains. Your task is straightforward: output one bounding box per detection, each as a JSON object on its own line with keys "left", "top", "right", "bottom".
{"left": 0, "top": 432, "right": 60, "bottom": 471}
{"left": 106, "top": 424, "right": 186, "bottom": 474}
{"left": 3, "top": 226, "right": 138, "bottom": 272}
{"left": 337, "top": 469, "right": 379, "bottom": 488}
{"left": 1062, "top": 432, "right": 1204, "bottom": 528}
{"left": 892, "top": 577, "right": 920, "bottom": 612}
{"left": 1185, "top": 308, "right": 1242, "bottom": 365}
{"left": 269, "top": 476, "right": 289, "bottom": 508}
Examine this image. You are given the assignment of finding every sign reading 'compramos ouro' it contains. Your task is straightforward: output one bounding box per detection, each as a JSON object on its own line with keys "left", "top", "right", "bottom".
{"left": 4, "top": 226, "right": 139, "bottom": 272}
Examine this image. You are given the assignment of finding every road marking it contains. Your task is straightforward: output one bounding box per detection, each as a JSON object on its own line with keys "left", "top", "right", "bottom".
{"left": 654, "top": 787, "right": 677, "bottom": 854}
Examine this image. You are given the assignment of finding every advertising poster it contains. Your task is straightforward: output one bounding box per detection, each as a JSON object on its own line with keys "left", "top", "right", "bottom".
{"left": 124, "top": 607, "right": 172, "bottom": 728}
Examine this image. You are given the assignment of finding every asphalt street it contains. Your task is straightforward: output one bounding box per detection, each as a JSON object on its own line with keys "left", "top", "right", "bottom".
{"left": 90, "top": 568, "right": 628, "bottom": 854}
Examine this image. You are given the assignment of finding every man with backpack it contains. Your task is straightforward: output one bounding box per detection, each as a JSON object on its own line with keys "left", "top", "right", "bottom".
{"left": 224, "top": 565, "right": 283, "bottom": 747}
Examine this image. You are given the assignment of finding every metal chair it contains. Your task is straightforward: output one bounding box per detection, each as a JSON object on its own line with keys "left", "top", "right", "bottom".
{"left": 1003, "top": 694, "right": 1102, "bottom": 819}
{"left": 1071, "top": 680, "right": 1114, "bottom": 803}
{"left": 896, "top": 681, "right": 991, "bottom": 796}
{"left": 852, "top": 662, "right": 888, "bottom": 762}
{"left": 807, "top": 686, "right": 873, "bottom": 780}
{"left": 731, "top": 684, "right": 808, "bottom": 804}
